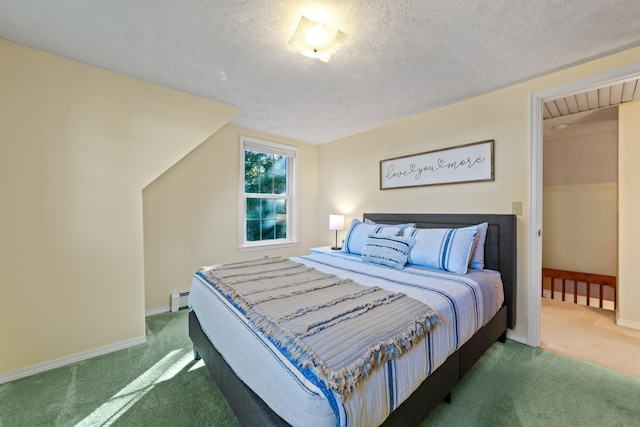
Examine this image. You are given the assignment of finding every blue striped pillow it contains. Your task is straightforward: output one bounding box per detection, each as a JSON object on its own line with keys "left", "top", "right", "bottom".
{"left": 469, "top": 222, "right": 488, "bottom": 271}
{"left": 405, "top": 226, "right": 478, "bottom": 274}
{"left": 364, "top": 219, "right": 416, "bottom": 235}
{"left": 362, "top": 234, "right": 415, "bottom": 269}
{"left": 342, "top": 219, "right": 401, "bottom": 255}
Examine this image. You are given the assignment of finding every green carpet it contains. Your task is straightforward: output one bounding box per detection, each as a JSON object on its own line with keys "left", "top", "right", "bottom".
{"left": 0, "top": 311, "right": 238, "bottom": 427}
{"left": 1, "top": 310, "right": 639, "bottom": 426}
{"left": 422, "top": 339, "right": 640, "bottom": 426}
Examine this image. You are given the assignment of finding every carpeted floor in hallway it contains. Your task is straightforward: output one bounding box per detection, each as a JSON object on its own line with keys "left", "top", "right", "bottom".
{"left": 541, "top": 297, "right": 640, "bottom": 378}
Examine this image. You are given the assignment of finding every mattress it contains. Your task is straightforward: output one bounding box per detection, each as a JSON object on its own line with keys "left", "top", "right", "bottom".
{"left": 188, "top": 251, "right": 504, "bottom": 427}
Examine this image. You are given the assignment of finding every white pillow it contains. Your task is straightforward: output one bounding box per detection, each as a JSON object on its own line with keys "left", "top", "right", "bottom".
{"left": 342, "top": 219, "right": 401, "bottom": 255}
{"left": 405, "top": 225, "right": 478, "bottom": 274}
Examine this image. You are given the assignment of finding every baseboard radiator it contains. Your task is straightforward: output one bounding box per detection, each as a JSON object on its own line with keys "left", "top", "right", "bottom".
{"left": 170, "top": 291, "right": 190, "bottom": 312}
{"left": 541, "top": 268, "right": 616, "bottom": 310}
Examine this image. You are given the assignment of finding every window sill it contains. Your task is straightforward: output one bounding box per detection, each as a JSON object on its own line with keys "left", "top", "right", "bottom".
{"left": 239, "top": 241, "right": 300, "bottom": 252}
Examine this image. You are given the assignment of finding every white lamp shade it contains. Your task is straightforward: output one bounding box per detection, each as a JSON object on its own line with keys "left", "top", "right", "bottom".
{"left": 329, "top": 214, "right": 345, "bottom": 231}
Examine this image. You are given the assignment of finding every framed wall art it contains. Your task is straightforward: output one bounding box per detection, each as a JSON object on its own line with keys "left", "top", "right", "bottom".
{"left": 380, "top": 139, "right": 494, "bottom": 190}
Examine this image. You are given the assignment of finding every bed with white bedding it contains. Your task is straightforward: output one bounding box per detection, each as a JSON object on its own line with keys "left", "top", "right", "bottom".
{"left": 188, "top": 213, "right": 517, "bottom": 426}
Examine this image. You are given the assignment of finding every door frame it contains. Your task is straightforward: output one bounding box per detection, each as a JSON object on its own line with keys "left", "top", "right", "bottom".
{"left": 528, "top": 62, "right": 640, "bottom": 346}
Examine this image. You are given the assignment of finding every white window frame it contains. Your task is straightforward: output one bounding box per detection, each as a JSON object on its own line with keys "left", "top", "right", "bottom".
{"left": 239, "top": 136, "right": 299, "bottom": 251}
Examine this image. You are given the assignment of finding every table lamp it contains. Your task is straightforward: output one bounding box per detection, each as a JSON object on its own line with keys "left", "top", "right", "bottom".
{"left": 329, "top": 214, "right": 344, "bottom": 250}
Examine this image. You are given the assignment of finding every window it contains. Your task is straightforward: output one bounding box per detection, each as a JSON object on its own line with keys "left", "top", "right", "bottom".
{"left": 240, "top": 137, "right": 298, "bottom": 249}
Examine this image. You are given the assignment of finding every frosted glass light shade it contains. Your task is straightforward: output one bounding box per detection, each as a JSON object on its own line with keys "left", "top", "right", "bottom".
{"left": 288, "top": 16, "right": 348, "bottom": 62}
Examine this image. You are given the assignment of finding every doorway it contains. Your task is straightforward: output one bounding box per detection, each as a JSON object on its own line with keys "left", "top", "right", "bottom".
{"left": 528, "top": 62, "right": 640, "bottom": 347}
{"left": 538, "top": 105, "right": 636, "bottom": 374}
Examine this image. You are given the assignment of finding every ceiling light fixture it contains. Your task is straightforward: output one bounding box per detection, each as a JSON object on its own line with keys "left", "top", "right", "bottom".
{"left": 287, "top": 16, "right": 347, "bottom": 62}
{"left": 552, "top": 123, "right": 570, "bottom": 131}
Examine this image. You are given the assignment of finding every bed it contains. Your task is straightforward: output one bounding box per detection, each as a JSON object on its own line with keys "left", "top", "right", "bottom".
{"left": 188, "top": 213, "right": 517, "bottom": 426}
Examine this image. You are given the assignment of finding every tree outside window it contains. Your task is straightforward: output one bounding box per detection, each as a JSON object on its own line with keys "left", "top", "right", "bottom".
{"left": 240, "top": 137, "right": 297, "bottom": 249}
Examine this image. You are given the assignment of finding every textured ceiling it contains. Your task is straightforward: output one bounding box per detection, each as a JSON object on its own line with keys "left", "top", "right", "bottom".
{"left": 2, "top": 1, "right": 640, "bottom": 144}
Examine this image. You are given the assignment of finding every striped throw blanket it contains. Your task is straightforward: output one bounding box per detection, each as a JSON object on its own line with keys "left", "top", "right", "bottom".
{"left": 198, "top": 257, "right": 439, "bottom": 396}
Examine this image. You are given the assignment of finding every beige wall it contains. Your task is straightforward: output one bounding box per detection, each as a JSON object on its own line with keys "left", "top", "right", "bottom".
{"left": 142, "top": 124, "right": 319, "bottom": 311}
{"left": 317, "top": 47, "right": 640, "bottom": 340}
{"left": 618, "top": 101, "right": 640, "bottom": 327}
{"left": 542, "top": 113, "right": 618, "bottom": 276}
{"left": 543, "top": 183, "right": 618, "bottom": 276}
{"left": 0, "top": 40, "right": 240, "bottom": 376}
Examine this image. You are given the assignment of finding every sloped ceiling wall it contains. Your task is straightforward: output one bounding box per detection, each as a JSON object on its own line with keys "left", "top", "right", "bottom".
{"left": 0, "top": 39, "right": 240, "bottom": 377}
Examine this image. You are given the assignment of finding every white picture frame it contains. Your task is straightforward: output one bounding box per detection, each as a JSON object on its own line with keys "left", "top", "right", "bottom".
{"left": 380, "top": 139, "right": 494, "bottom": 190}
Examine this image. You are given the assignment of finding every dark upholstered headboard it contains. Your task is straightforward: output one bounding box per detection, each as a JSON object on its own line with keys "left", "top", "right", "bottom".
{"left": 363, "top": 213, "right": 517, "bottom": 329}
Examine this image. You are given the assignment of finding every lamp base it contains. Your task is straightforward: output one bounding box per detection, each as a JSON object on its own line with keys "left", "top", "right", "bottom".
{"left": 331, "top": 230, "right": 341, "bottom": 251}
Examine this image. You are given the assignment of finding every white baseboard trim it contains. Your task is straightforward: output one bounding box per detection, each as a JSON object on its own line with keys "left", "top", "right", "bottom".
{"left": 506, "top": 331, "right": 528, "bottom": 345}
{"left": 0, "top": 335, "right": 146, "bottom": 385}
{"left": 617, "top": 318, "right": 640, "bottom": 331}
{"left": 145, "top": 306, "right": 170, "bottom": 317}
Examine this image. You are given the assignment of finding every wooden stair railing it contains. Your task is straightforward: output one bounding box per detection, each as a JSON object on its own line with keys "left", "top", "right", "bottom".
{"left": 541, "top": 268, "right": 616, "bottom": 309}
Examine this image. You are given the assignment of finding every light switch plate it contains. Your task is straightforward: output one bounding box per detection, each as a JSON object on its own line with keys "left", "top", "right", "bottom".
{"left": 512, "top": 201, "right": 523, "bottom": 215}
